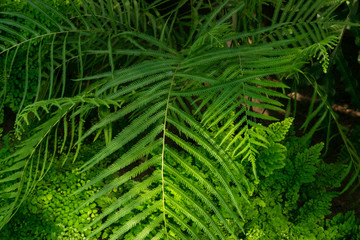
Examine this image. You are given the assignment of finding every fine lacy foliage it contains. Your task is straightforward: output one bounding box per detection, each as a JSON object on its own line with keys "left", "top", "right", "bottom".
{"left": 243, "top": 129, "right": 356, "bottom": 240}
{"left": 0, "top": 0, "right": 353, "bottom": 238}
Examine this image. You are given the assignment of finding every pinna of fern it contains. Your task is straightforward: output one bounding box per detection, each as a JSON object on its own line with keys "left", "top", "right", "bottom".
{"left": 0, "top": 0, "right": 355, "bottom": 239}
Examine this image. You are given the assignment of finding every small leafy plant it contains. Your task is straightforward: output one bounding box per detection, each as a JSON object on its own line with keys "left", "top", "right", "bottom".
{"left": 0, "top": 141, "right": 117, "bottom": 239}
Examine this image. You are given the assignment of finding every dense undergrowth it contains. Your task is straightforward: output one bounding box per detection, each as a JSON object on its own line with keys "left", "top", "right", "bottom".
{"left": 1, "top": 0, "right": 360, "bottom": 239}
{"left": 1, "top": 120, "right": 360, "bottom": 239}
{"left": 0, "top": 140, "right": 118, "bottom": 239}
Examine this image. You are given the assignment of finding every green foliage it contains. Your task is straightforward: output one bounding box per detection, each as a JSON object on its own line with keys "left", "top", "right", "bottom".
{"left": 0, "top": 131, "right": 13, "bottom": 159}
{"left": 225, "top": 120, "right": 348, "bottom": 239}
{"left": 2, "top": 119, "right": 358, "bottom": 239}
{"left": 0, "top": 0, "right": 78, "bottom": 122}
{"left": 324, "top": 211, "right": 360, "bottom": 239}
{"left": 287, "top": 0, "right": 360, "bottom": 191}
{"left": 300, "top": 35, "right": 340, "bottom": 74}
{"left": 0, "top": 141, "right": 115, "bottom": 239}
{"left": 0, "top": 0, "right": 359, "bottom": 239}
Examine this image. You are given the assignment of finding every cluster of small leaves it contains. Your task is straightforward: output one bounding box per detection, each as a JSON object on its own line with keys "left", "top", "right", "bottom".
{"left": 0, "top": 166, "right": 99, "bottom": 239}
{"left": 240, "top": 126, "right": 356, "bottom": 239}
{"left": 0, "top": 140, "right": 119, "bottom": 240}
{"left": 0, "top": 65, "right": 38, "bottom": 111}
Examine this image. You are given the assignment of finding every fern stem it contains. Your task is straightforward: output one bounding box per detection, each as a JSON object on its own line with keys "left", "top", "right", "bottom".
{"left": 161, "top": 64, "right": 179, "bottom": 239}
